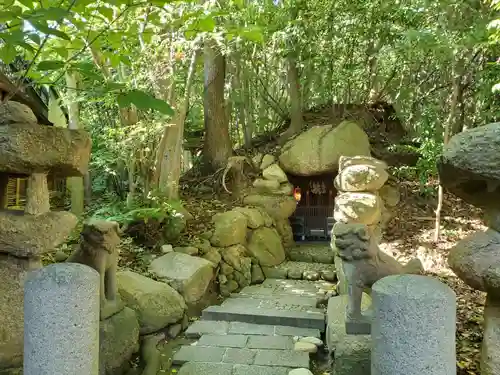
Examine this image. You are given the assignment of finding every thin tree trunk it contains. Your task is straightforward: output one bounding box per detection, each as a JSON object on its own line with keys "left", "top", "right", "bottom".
{"left": 202, "top": 38, "right": 232, "bottom": 171}
{"left": 434, "top": 60, "right": 460, "bottom": 242}
{"left": 157, "top": 50, "right": 199, "bottom": 200}
{"left": 65, "top": 72, "right": 85, "bottom": 216}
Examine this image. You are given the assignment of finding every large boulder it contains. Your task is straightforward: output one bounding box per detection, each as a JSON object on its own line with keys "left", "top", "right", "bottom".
{"left": 0, "top": 102, "right": 91, "bottom": 176}
{"left": 278, "top": 121, "right": 371, "bottom": 176}
{"left": 262, "top": 163, "right": 288, "bottom": 183}
{"left": 117, "top": 271, "right": 186, "bottom": 334}
{"left": 438, "top": 122, "right": 500, "bottom": 210}
{"left": 274, "top": 218, "right": 294, "bottom": 248}
{"left": 242, "top": 194, "right": 296, "bottom": 220}
{"left": 99, "top": 307, "right": 140, "bottom": 375}
{"left": 447, "top": 229, "right": 500, "bottom": 293}
{"left": 247, "top": 227, "right": 286, "bottom": 266}
{"left": 232, "top": 207, "right": 265, "bottom": 229}
{"left": 148, "top": 253, "right": 214, "bottom": 304}
{"left": 0, "top": 256, "right": 42, "bottom": 369}
{"left": 210, "top": 211, "right": 248, "bottom": 247}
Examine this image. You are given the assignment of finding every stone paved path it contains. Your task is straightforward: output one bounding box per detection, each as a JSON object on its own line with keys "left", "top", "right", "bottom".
{"left": 175, "top": 277, "right": 336, "bottom": 375}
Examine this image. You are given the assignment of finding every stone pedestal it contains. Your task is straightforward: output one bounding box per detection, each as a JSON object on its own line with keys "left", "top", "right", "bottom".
{"left": 371, "top": 275, "right": 456, "bottom": 375}
{"left": 481, "top": 295, "right": 500, "bottom": 375}
{"left": 24, "top": 263, "right": 100, "bottom": 375}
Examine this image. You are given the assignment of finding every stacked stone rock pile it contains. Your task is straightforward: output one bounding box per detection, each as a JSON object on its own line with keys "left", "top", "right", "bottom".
{"left": 0, "top": 101, "right": 91, "bottom": 372}
{"left": 331, "top": 155, "right": 399, "bottom": 293}
{"left": 244, "top": 153, "right": 297, "bottom": 248}
{"left": 438, "top": 122, "right": 500, "bottom": 375}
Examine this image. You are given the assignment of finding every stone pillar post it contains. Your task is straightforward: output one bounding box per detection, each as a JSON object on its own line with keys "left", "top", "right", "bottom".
{"left": 25, "top": 173, "right": 50, "bottom": 215}
{"left": 371, "top": 274, "right": 456, "bottom": 375}
{"left": 23, "top": 263, "right": 100, "bottom": 375}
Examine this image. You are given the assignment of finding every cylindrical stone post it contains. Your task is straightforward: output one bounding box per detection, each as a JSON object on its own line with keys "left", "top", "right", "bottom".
{"left": 24, "top": 263, "right": 100, "bottom": 375}
{"left": 371, "top": 274, "right": 456, "bottom": 375}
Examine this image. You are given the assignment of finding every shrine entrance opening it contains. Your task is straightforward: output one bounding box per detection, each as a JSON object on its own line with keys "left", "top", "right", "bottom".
{"left": 288, "top": 173, "right": 336, "bottom": 242}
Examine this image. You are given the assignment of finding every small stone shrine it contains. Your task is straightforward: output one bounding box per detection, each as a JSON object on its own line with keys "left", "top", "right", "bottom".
{"left": 0, "top": 100, "right": 91, "bottom": 371}
{"left": 438, "top": 122, "right": 500, "bottom": 375}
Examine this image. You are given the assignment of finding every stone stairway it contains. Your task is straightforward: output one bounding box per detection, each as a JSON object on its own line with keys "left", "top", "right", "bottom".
{"left": 173, "top": 277, "right": 336, "bottom": 375}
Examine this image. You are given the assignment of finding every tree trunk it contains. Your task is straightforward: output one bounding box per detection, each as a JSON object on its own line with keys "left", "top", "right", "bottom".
{"left": 65, "top": 72, "right": 85, "bottom": 216}
{"left": 434, "top": 59, "right": 460, "bottom": 242}
{"left": 278, "top": 53, "right": 303, "bottom": 144}
{"left": 155, "top": 50, "right": 199, "bottom": 200}
{"left": 202, "top": 39, "right": 232, "bottom": 171}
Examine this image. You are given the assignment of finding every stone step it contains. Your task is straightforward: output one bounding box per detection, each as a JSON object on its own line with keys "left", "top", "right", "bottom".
{"left": 239, "top": 279, "right": 336, "bottom": 299}
{"left": 262, "top": 261, "right": 336, "bottom": 282}
{"left": 201, "top": 305, "right": 325, "bottom": 331}
{"left": 185, "top": 320, "right": 321, "bottom": 339}
{"left": 221, "top": 295, "right": 323, "bottom": 313}
{"left": 288, "top": 245, "right": 335, "bottom": 264}
{"left": 228, "top": 293, "right": 320, "bottom": 308}
{"left": 173, "top": 345, "right": 309, "bottom": 368}
{"left": 178, "top": 362, "right": 291, "bottom": 375}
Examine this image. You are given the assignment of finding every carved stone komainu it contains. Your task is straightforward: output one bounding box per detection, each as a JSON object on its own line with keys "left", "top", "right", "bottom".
{"left": 332, "top": 222, "right": 423, "bottom": 334}
{"left": 67, "top": 220, "right": 123, "bottom": 320}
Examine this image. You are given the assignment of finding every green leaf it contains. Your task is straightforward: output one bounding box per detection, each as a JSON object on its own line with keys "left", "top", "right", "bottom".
{"left": 0, "top": 11, "right": 20, "bottom": 22}
{"left": 31, "top": 21, "right": 71, "bottom": 41}
{"left": 240, "top": 26, "right": 264, "bottom": 43}
{"left": 37, "top": 60, "right": 65, "bottom": 71}
{"left": 233, "top": 0, "right": 244, "bottom": 8}
{"left": 16, "top": 0, "right": 35, "bottom": 8}
{"left": 0, "top": 44, "right": 17, "bottom": 64}
{"left": 24, "top": 7, "right": 69, "bottom": 21}
{"left": 118, "top": 90, "right": 174, "bottom": 116}
{"left": 117, "top": 92, "right": 132, "bottom": 108}
{"left": 0, "top": 30, "right": 26, "bottom": 42}
{"left": 97, "top": 6, "right": 113, "bottom": 21}
{"left": 53, "top": 47, "right": 69, "bottom": 59}
{"left": 27, "top": 32, "right": 41, "bottom": 45}
{"left": 196, "top": 16, "right": 216, "bottom": 32}
{"left": 8, "top": 6, "right": 23, "bottom": 16}
{"left": 18, "top": 41, "right": 35, "bottom": 53}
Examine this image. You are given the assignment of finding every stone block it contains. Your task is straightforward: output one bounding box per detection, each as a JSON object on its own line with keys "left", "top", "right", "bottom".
{"left": 220, "top": 296, "right": 323, "bottom": 313}
{"left": 202, "top": 305, "right": 325, "bottom": 331}
{"left": 274, "top": 326, "right": 321, "bottom": 338}
{"left": 172, "top": 346, "right": 226, "bottom": 365}
{"left": 333, "top": 335, "right": 371, "bottom": 375}
{"left": 99, "top": 307, "right": 140, "bottom": 375}
{"left": 0, "top": 211, "right": 77, "bottom": 257}
{"left": 0, "top": 255, "right": 41, "bottom": 369}
{"left": 197, "top": 334, "right": 248, "bottom": 348}
{"left": 222, "top": 348, "right": 256, "bottom": 364}
{"left": 239, "top": 279, "right": 335, "bottom": 300}
{"left": 371, "top": 275, "right": 456, "bottom": 375}
{"left": 0, "top": 122, "right": 91, "bottom": 176}
{"left": 23, "top": 263, "right": 100, "bottom": 375}
{"left": 178, "top": 362, "right": 233, "bottom": 375}
{"left": 233, "top": 364, "right": 289, "bottom": 375}
{"left": 184, "top": 321, "right": 229, "bottom": 338}
{"left": 326, "top": 294, "right": 371, "bottom": 353}
{"left": 246, "top": 335, "right": 294, "bottom": 350}
{"left": 228, "top": 322, "right": 275, "bottom": 336}
{"left": 149, "top": 252, "right": 213, "bottom": 304}
{"left": 253, "top": 349, "right": 309, "bottom": 368}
